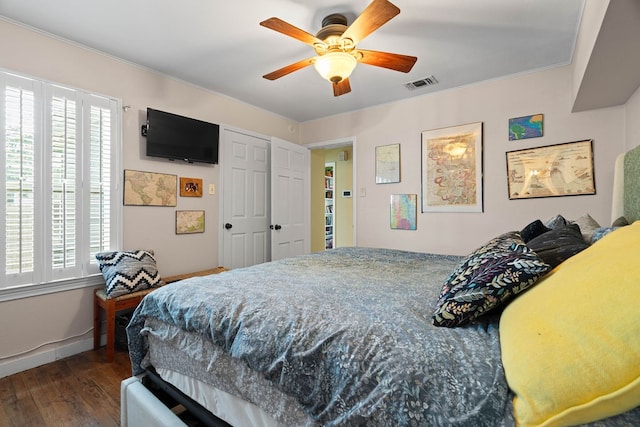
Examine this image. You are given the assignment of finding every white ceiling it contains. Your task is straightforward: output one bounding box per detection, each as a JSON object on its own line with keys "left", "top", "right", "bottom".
{"left": 0, "top": 0, "right": 584, "bottom": 122}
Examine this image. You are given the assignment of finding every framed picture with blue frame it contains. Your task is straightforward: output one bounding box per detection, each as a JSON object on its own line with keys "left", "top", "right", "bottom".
{"left": 509, "top": 114, "right": 543, "bottom": 141}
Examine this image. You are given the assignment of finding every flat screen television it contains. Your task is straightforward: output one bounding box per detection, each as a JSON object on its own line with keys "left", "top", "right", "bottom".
{"left": 145, "top": 108, "right": 219, "bottom": 164}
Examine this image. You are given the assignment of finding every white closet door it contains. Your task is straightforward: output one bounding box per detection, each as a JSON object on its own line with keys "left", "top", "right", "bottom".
{"left": 220, "top": 128, "right": 270, "bottom": 269}
{"left": 270, "top": 137, "right": 310, "bottom": 261}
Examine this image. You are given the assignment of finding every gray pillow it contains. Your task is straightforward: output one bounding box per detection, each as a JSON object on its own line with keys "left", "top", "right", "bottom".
{"left": 611, "top": 216, "right": 629, "bottom": 227}
{"left": 526, "top": 224, "right": 589, "bottom": 268}
{"left": 521, "top": 219, "right": 551, "bottom": 243}
{"left": 544, "top": 214, "right": 568, "bottom": 230}
{"left": 571, "top": 213, "right": 601, "bottom": 243}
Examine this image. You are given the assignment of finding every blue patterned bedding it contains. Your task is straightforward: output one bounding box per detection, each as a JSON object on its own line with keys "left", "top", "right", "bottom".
{"left": 128, "top": 247, "right": 513, "bottom": 426}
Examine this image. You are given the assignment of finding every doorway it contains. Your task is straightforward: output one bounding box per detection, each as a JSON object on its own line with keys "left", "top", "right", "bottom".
{"left": 310, "top": 141, "right": 355, "bottom": 252}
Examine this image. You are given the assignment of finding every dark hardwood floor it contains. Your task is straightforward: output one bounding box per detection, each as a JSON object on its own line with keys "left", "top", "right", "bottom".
{"left": 0, "top": 349, "right": 132, "bottom": 427}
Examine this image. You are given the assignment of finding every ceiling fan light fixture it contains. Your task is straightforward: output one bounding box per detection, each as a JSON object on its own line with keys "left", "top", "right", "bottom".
{"left": 261, "top": 0, "right": 414, "bottom": 96}
{"left": 314, "top": 52, "right": 357, "bottom": 84}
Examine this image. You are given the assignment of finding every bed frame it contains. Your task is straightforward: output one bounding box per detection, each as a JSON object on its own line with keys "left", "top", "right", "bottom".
{"left": 121, "top": 376, "right": 188, "bottom": 427}
{"left": 122, "top": 370, "right": 231, "bottom": 427}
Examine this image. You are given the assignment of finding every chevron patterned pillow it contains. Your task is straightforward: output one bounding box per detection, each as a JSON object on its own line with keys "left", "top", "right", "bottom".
{"left": 96, "top": 250, "right": 163, "bottom": 298}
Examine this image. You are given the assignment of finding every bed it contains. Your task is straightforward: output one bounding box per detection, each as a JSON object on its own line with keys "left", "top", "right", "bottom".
{"left": 122, "top": 145, "right": 640, "bottom": 427}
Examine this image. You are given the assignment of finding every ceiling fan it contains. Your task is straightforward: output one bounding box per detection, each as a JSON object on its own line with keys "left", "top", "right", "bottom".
{"left": 260, "top": 0, "right": 417, "bottom": 97}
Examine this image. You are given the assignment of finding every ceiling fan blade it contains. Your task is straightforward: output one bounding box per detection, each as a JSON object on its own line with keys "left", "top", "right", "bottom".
{"left": 333, "top": 78, "right": 352, "bottom": 97}
{"left": 260, "top": 17, "right": 325, "bottom": 47}
{"left": 356, "top": 49, "right": 417, "bottom": 73}
{"left": 263, "top": 57, "right": 316, "bottom": 80}
{"left": 341, "top": 0, "right": 400, "bottom": 45}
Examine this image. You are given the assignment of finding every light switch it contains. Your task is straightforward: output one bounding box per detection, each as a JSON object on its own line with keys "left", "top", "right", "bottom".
{"left": 208, "top": 184, "right": 216, "bottom": 195}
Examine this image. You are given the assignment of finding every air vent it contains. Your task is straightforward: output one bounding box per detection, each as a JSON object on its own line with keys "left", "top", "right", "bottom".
{"left": 404, "top": 75, "right": 438, "bottom": 90}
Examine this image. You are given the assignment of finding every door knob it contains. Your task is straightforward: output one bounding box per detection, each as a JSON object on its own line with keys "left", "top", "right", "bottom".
{"left": 274, "top": 224, "right": 282, "bottom": 230}
{"left": 224, "top": 223, "right": 232, "bottom": 230}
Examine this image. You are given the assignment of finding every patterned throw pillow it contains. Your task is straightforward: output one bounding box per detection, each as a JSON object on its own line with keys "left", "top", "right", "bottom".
{"left": 589, "top": 217, "right": 630, "bottom": 244}
{"left": 590, "top": 226, "right": 622, "bottom": 244}
{"left": 432, "top": 232, "right": 551, "bottom": 327}
{"left": 96, "top": 250, "right": 163, "bottom": 298}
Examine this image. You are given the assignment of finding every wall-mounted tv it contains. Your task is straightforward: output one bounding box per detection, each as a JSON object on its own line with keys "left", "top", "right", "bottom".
{"left": 144, "top": 108, "right": 219, "bottom": 164}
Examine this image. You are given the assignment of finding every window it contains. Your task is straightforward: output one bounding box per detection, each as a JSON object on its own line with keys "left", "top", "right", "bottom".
{"left": 1, "top": 71, "right": 121, "bottom": 300}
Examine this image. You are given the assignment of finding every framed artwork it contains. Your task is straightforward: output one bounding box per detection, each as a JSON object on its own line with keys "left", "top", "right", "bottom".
{"left": 123, "top": 169, "right": 177, "bottom": 206}
{"left": 509, "top": 114, "right": 543, "bottom": 140}
{"left": 506, "top": 139, "right": 595, "bottom": 200}
{"left": 176, "top": 210, "right": 205, "bottom": 234}
{"left": 375, "top": 143, "right": 401, "bottom": 184}
{"left": 390, "top": 194, "right": 417, "bottom": 230}
{"left": 180, "top": 177, "right": 203, "bottom": 197}
{"left": 421, "top": 122, "right": 483, "bottom": 212}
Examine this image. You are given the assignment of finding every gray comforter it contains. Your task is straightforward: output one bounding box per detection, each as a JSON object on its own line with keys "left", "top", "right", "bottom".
{"left": 128, "top": 247, "right": 512, "bottom": 426}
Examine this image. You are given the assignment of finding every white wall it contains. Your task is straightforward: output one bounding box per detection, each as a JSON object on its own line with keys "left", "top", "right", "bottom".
{"left": 571, "top": 0, "right": 608, "bottom": 108}
{"left": 0, "top": 19, "right": 297, "bottom": 376}
{"left": 571, "top": 0, "right": 640, "bottom": 113}
{"left": 301, "top": 65, "right": 626, "bottom": 256}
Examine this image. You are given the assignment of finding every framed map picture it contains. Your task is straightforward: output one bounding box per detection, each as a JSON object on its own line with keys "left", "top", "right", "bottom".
{"left": 176, "top": 210, "right": 205, "bottom": 234}
{"left": 506, "top": 139, "right": 595, "bottom": 199}
{"left": 375, "top": 143, "right": 401, "bottom": 184}
{"left": 421, "top": 122, "right": 483, "bottom": 212}
{"left": 390, "top": 194, "right": 417, "bottom": 230}
{"left": 123, "top": 169, "right": 177, "bottom": 206}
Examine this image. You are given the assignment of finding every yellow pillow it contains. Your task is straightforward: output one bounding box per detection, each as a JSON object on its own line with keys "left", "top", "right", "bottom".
{"left": 500, "top": 221, "right": 640, "bottom": 427}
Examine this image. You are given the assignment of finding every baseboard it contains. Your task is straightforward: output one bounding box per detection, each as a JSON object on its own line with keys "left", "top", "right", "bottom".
{"left": 0, "top": 335, "right": 97, "bottom": 379}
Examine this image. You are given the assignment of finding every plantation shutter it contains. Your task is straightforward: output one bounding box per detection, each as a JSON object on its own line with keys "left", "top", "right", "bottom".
{"left": 85, "top": 96, "right": 117, "bottom": 273}
{"left": 46, "top": 85, "right": 82, "bottom": 281}
{"left": 2, "top": 75, "right": 42, "bottom": 287}
{"left": 1, "top": 70, "right": 120, "bottom": 291}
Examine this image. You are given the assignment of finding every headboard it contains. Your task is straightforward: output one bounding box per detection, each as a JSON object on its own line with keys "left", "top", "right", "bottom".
{"left": 611, "top": 144, "right": 640, "bottom": 223}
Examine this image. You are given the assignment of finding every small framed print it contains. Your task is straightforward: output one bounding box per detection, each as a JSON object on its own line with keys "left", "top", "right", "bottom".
{"left": 509, "top": 114, "right": 543, "bottom": 141}
{"left": 180, "top": 177, "right": 203, "bottom": 197}
{"left": 176, "top": 210, "right": 205, "bottom": 234}
{"left": 390, "top": 194, "right": 417, "bottom": 230}
{"left": 375, "top": 144, "right": 401, "bottom": 184}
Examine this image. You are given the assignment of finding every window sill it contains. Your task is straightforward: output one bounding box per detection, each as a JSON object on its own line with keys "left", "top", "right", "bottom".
{"left": 0, "top": 275, "right": 104, "bottom": 303}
